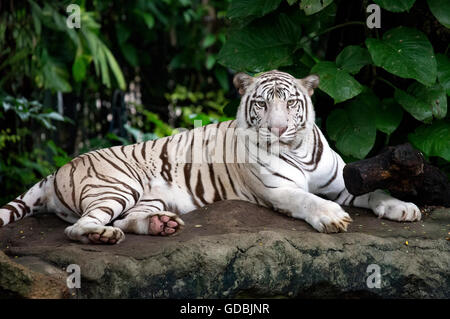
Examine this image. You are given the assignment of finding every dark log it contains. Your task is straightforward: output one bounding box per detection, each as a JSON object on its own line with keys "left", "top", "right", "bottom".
{"left": 343, "top": 143, "right": 450, "bottom": 207}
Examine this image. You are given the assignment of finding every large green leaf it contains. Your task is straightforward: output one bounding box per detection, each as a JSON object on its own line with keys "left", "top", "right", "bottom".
{"left": 218, "top": 13, "right": 302, "bottom": 72}
{"left": 436, "top": 54, "right": 450, "bottom": 95}
{"left": 409, "top": 120, "right": 450, "bottom": 161}
{"left": 408, "top": 83, "right": 447, "bottom": 119}
{"left": 366, "top": 27, "right": 437, "bottom": 86}
{"left": 227, "top": 0, "right": 283, "bottom": 19}
{"left": 300, "top": 0, "right": 333, "bottom": 15}
{"left": 375, "top": 98, "right": 403, "bottom": 135}
{"left": 372, "top": 0, "right": 416, "bottom": 12}
{"left": 326, "top": 95, "right": 377, "bottom": 159}
{"left": 394, "top": 82, "right": 447, "bottom": 122}
{"left": 351, "top": 92, "right": 402, "bottom": 136}
{"left": 336, "top": 46, "right": 372, "bottom": 74}
{"left": 311, "top": 61, "right": 363, "bottom": 103}
{"left": 394, "top": 88, "right": 432, "bottom": 122}
{"left": 427, "top": 0, "right": 450, "bottom": 28}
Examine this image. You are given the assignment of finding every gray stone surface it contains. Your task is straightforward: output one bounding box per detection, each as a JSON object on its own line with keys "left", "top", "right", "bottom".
{"left": 0, "top": 200, "right": 449, "bottom": 298}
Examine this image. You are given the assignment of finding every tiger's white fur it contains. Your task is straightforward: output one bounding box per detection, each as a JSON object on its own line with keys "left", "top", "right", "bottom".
{"left": 0, "top": 70, "right": 421, "bottom": 244}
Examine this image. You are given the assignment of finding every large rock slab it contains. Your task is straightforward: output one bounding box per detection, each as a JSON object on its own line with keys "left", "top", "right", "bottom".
{"left": 0, "top": 200, "right": 449, "bottom": 298}
{"left": 0, "top": 250, "right": 69, "bottom": 298}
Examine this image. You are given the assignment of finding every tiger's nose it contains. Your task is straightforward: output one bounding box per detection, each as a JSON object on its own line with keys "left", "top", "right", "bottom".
{"left": 268, "top": 126, "right": 287, "bottom": 136}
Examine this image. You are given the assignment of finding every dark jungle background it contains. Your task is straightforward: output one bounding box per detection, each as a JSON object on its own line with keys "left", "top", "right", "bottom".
{"left": 0, "top": 0, "right": 449, "bottom": 204}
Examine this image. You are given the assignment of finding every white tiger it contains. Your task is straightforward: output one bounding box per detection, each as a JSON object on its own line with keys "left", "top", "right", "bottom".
{"left": 0, "top": 70, "right": 421, "bottom": 244}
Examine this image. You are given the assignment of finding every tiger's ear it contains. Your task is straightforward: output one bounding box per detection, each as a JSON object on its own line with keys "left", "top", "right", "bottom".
{"left": 233, "top": 73, "right": 254, "bottom": 95}
{"left": 298, "top": 74, "right": 319, "bottom": 96}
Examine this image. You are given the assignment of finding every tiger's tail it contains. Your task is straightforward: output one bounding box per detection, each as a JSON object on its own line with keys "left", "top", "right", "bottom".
{"left": 0, "top": 173, "right": 55, "bottom": 227}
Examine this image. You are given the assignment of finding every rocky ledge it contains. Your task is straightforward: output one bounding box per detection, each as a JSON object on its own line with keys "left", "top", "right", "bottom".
{"left": 0, "top": 200, "right": 449, "bottom": 299}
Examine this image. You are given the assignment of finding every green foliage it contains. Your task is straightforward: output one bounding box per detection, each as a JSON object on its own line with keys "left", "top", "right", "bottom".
{"left": 409, "top": 120, "right": 450, "bottom": 161}
{"left": 78, "top": 133, "right": 130, "bottom": 155}
{"left": 0, "top": 0, "right": 449, "bottom": 202}
{"left": 227, "top": 0, "right": 283, "bottom": 19}
{"left": 335, "top": 46, "right": 372, "bottom": 75}
{"left": 164, "top": 85, "right": 233, "bottom": 127}
{"left": 436, "top": 54, "right": 450, "bottom": 95}
{"left": 427, "top": 0, "right": 450, "bottom": 28}
{"left": 375, "top": 98, "right": 403, "bottom": 136}
{"left": 311, "top": 61, "right": 363, "bottom": 103}
{"left": 1, "top": 1, "right": 126, "bottom": 93}
{"left": 0, "top": 129, "right": 21, "bottom": 151}
{"left": 366, "top": 27, "right": 437, "bottom": 86}
{"left": 218, "top": 12, "right": 302, "bottom": 72}
{"left": 122, "top": 85, "right": 232, "bottom": 147}
{"left": 219, "top": 0, "right": 449, "bottom": 166}
{"left": 0, "top": 95, "right": 72, "bottom": 203}
{"left": 1, "top": 95, "right": 69, "bottom": 129}
{"left": 0, "top": 0, "right": 231, "bottom": 201}
{"left": 373, "top": 0, "right": 416, "bottom": 12}
{"left": 326, "top": 93, "right": 377, "bottom": 159}
{"left": 300, "top": 0, "right": 333, "bottom": 16}
{"left": 0, "top": 140, "right": 70, "bottom": 204}
{"left": 394, "top": 83, "right": 447, "bottom": 122}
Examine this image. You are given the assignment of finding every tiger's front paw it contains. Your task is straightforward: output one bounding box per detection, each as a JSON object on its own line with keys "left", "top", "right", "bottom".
{"left": 306, "top": 201, "right": 353, "bottom": 233}
{"left": 372, "top": 198, "right": 421, "bottom": 222}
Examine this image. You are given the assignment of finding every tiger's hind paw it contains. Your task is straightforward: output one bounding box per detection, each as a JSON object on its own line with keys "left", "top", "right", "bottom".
{"left": 113, "top": 211, "right": 185, "bottom": 236}
{"left": 148, "top": 212, "right": 184, "bottom": 236}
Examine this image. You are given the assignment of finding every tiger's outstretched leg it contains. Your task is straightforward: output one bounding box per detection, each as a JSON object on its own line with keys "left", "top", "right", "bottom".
{"left": 254, "top": 187, "right": 353, "bottom": 233}
{"left": 113, "top": 200, "right": 184, "bottom": 236}
{"left": 321, "top": 150, "right": 421, "bottom": 222}
{"left": 337, "top": 189, "right": 421, "bottom": 222}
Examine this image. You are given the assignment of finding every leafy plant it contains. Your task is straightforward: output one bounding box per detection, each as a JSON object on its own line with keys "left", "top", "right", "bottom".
{"left": 0, "top": 95, "right": 72, "bottom": 203}
{"left": 1, "top": 0, "right": 448, "bottom": 203}
{"left": 125, "top": 85, "right": 232, "bottom": 144}
{"left": 1, "top": 95, "right": 70, "bottom": 129}
{"left": 218, "top": 0, "right": 449, "bottom": 167}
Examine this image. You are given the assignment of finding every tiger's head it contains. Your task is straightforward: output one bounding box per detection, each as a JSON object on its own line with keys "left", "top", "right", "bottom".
{"left": 233, "top": 70, "right": 319, "bottom": 145}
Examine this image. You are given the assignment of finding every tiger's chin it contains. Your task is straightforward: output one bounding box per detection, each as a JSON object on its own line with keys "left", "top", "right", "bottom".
{"left": 253, "top": 126, "right": 305, "bottom": 150}
{"left": 266, "top": 135, "right": 299, "bottom": 151}
{"left": 258, "top": 133, "right": 293, "bottom": 146}
{"left": 279, "top": 127, "right": 305, "bottom": 148}
{"left": 279, "top": 135, "right": 295, "bottom": 145}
